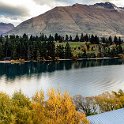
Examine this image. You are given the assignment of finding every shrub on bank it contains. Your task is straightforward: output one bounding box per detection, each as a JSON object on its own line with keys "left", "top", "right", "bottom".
{"left": 74, "top": 90, "right": 124, "bottom": 116}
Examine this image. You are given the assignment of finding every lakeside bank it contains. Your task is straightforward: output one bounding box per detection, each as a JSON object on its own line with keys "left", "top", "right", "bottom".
{"left": 0, "top": 57, "right": 120, "bottom": 64}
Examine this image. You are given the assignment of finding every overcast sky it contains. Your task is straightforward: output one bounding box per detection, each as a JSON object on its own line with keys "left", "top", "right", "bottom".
{"left": 0, "top": 0, "right": 124, "bottom": 26}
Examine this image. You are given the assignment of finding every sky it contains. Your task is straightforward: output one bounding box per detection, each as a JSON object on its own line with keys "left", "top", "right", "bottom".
{"left": 0, "top": 0, "right": 124, "bottom": 26}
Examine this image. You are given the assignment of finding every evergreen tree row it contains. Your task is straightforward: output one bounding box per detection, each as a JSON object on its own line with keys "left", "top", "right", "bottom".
{"left": 0, "top": 34, "right": 72, "bottom": 60}
{"left": 40, "top": 33, "right": 123, "bottom": 45}
{"left": 0, "top": 33, "right": 123, "bottom": 60}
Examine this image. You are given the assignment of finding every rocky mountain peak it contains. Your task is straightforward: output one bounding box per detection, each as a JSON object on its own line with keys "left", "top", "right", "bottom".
{"left": 94, "top": 2, "right": 116, "bottom": 9}
{"left": 72, "top": 3, "right": 82, "bottom": 6}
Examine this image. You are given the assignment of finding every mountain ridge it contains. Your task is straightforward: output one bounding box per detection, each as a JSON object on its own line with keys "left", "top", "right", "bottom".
{"left": 7, "top": 2, "right": 124, "bottom": 37}
{"left": 0, "top": 23, "right": 14, "bottom": 35}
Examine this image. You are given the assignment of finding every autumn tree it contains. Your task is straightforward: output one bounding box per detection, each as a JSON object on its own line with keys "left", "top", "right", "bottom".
{"left": 32, "top": 89, "right": 89, "bottom": 124}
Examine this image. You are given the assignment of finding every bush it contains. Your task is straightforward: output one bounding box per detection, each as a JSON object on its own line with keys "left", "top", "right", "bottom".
{"left": 74, "top": 90, "right": 124, "bottom": 115}
{"left": 86, "top": 53, "right": 96, "bottom": 58}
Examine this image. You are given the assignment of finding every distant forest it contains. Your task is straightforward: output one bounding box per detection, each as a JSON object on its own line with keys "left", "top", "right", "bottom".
{"left": 0, "top": 33, "right": 123, "bottom": 60}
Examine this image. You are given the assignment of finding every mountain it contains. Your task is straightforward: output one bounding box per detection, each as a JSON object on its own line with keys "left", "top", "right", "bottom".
{"left": 0, "top": 23, "right": 14, "bottom": 35}
{"left": 94, "top": 2, "right": 116, "bottom": 9}
{"left": 7, "top": 2, "right": 124, "bottom": 37}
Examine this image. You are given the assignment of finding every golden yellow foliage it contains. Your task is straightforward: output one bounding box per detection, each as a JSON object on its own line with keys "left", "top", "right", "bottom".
{"left": 95, "top": 90, "right": 124, "bottom": 113}
{"left": 32, "top": 89, "right": 89, "bottom": 124}
{"left": 0, "top": 89, "right": 89, "bottom": 124}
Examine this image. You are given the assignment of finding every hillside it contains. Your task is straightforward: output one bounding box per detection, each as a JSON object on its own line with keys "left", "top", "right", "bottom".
{"left": 7, "top": 2, "right": 124, "bottom": 37}
{"left": 0, "top": 23, "right": 14, "bottom": 35}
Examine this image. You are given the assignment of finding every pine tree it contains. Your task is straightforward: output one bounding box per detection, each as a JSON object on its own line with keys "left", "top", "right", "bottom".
{"left": 74, "top": 34, "right": 79, "bottom": 42}
{"left": 69, "top": 35, "right": 73, "bottom": 42}
{"left": 114, "top": 36, "right": 118, "bottom": 45}
{"left": 80, "top": 33, "right": 84, "bottom": 42}
{"left": 108, "top": 36, "right": 112, "bottom": 44}
{"left": 65, "top": 42, "right": 72, "bottom": 59}
{"left": 84, "top": 34, "right": 89, "bottom": 42}
{"left": 65, "top": 34, "right": 69, "bottom": 41}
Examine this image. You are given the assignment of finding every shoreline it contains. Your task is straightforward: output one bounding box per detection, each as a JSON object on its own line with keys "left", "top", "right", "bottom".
{"left": 0, "top": 57, "right": 120, "bottom": 64}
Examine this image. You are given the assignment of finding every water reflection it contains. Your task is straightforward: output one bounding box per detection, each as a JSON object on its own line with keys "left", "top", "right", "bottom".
{"left": 0, "top": 59, "right": 123, "bottom": 82}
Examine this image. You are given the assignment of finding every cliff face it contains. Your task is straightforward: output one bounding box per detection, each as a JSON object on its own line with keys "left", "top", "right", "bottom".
{"left": 7, "top": 2, "right": 124, "bottom": 37}
{"left": 0, "top": 23, "right": 14, "bottom": 35}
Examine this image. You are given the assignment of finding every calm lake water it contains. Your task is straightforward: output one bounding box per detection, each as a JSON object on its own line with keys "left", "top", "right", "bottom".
{"left": 0, "top": 59, "right": 124, "bottom": 97}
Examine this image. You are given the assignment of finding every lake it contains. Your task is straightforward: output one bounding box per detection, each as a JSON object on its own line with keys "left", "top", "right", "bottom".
{"left": 0, "top": 59, "right": 124, "bottom": 97}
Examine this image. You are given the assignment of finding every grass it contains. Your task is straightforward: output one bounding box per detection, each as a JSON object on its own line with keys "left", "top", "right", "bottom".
{"left": 55, "top": 42, "right": 99, "bottom": 56}
{"left": 55, "top": 42, "right": 86, "bottom": 48}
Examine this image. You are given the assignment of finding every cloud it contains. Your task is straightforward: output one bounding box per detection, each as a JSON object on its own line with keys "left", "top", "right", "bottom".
{"left": 0, "top": 2, "right": 29, "bottom": 18}
{"left": 33, "top": 0, "right": 71, "bottom": 7}
{"left": 33, "top": 0, "right": 66, "bottom": 4}
{"left": 0, "top": 0, "right": 123, "bottom": 26}
{"left": 0, "top": 16, "right": 23, "bottom": 26}
{"left": 33, "top": 0, "right": 124, "bottom": 7}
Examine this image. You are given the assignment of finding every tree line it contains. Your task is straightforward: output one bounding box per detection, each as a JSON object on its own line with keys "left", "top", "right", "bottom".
{"left": 0, "top": 33, "right": 123, "bottom": 61}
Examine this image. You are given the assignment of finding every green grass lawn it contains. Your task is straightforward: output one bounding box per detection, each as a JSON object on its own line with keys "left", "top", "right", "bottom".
{"left": 55, "top": 42, "right": 99, "bottom": 56}
{"left": 55, "top": 42, "right": 86, "bottom": 48}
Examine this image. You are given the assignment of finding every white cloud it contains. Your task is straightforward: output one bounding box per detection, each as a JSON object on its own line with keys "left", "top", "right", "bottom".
{"left": 0, "top": 16, "right": 22, "bottom": 26}
{"left": 0, "top": 0, "right": 52, "bottom": 26}
{"left": 33, "top": 0, "right": 124, "bottom": 6}
{"left": 0, "top": 0, "right": 124, "bottom": 26}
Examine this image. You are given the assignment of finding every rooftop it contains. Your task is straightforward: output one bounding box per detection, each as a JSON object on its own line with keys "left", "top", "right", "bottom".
{"left": 88, "top": 108, "right": 124, "bottom": 124}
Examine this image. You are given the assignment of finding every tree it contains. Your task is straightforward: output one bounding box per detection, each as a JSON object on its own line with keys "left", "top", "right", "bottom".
{"left": 94, "top": 35, "right": 99, "bottom": 44}
{"left": 44, "top": 35, "right": 48, "bottom": 41}
{"left": 65, "top": 34, "right": 69, "bottom": 41}
{"left": 84, "top": 34, "right": 89, "bottom": 42}
{"left": 45, "top": 89, "right": 89, "bottom": 124}
{"left": 39, "top": 33, "right": 45, "bottom": 41}
{"left": 32, "top": 89, "right": 89, "bottom": 124}
{"left": 69, "top": 35, "right": 73, "bottom": 42}
{"left": 0, "top": 35, "right": 2, "bottom": 43}
{"left": 27, "top": 47, "right": 32, "bottom": 60}
{"left": 48, "top": 34, "right": 54, "bottom": 42}
{"left": 12, "top": 92, "right": 34, "bottom": 124}
{"left": 55, "top": 33, "right": 59, "bottom": 42}
{"left": 114, "top": 36, "right": 118, "bottom": 45}
{"left": 90, "top": 35, "right": 95, "bottom": 44}
{"left": 65, "top": 42, "right": 72, "bottom": 59}
{"left": 118, "top": 37, "right": 123, "bottom": 45}
{"left": 23, "top": 33, "right": 28, "bottom": 41}
{"left": 108, "top": 36, "right": 113, "bottom": 44}
{"left": 74, "top": 95, "right": 97, "bottom": 116}
{"left": 80, "top": 33, "right": 84, "bottom": 42}
{"left": 116, "top": 45, "right": 123, "bottom": 54}
{"left": 46, "top": 41, "right": 55, "bottom": 59}
{"left": 56, "top": 45, "right": 64, "bottom": 58}
{"left": 0, "top": 42, "right": 4, "bottom": 59}
{"left": 74, "top": 34, "right": 79, "bottom": 42}
{"left": 0, "top": 93, "right": 12, "bottom": 124}
{"left": 101, "top": 37, "right": 106, "bottom": 43}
